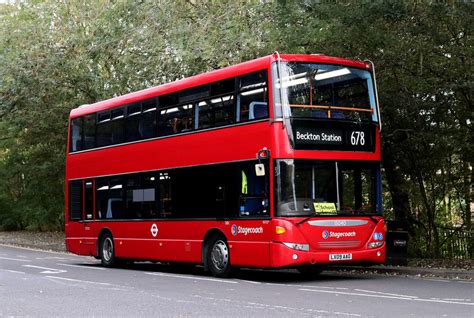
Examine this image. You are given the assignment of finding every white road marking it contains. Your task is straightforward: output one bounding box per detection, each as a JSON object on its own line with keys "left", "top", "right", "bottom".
{"left": 354, "top": 288, "right": 418, "bottom": 299}
{"left": 22, "top": 265, "right": 67, "bottom": 274}
{"left": 300, "top": 288, "right": 474, "bottom": 306}
{"left": 0, "top": 256, "right": 31, "bottom": 262}
{"left": 263, "top": 282, "right": 344, "bottom": 290}
{"left": 145, "top": 272, "right": 238, "bottom": 284}
{"left": 56, "top": 263, "right": 106, "bottom": 270}
{"left": 1, "top": 269, "right": 26, "bottom": 274}
{"left": 236, "top": 279, "right": 262, "bottom": 284}
{"left": 35, "top": 256, "right": 68, "bottom": 260}
{"left": 45, "top": 276, "right": 112, "bottom": 286}
{"left": 443, "top": 298, "right": 471, "bottom": 302}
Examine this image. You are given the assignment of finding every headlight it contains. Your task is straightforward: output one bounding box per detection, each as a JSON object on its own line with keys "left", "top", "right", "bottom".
{"left": 282, "top": 242, "right": 310, "bottom": 251}
{"left": 368, "top": 241, "right": 384, "bottom": 249}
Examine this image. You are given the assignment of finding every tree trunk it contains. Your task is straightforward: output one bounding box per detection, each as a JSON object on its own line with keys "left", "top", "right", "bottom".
{"left": 382, "top": 145, "right": 411, "bottom": 221}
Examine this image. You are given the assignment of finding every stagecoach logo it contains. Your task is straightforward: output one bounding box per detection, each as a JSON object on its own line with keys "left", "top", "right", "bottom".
{"left": 150, "top": 223, "right": 159, "bottom": 237}
{"left": 322, "top": 230, "right": 356, "bottom": 239}
{"left": 231, "top": 224, "right": 263, "bottom": 236}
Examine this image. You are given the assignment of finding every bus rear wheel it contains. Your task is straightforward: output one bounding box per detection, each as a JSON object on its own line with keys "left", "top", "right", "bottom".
{"left": 100, "top": 233, "right": 117, "bottom": 267}
{"left": 206, "top": 236, "right": 231, "bottom": 278}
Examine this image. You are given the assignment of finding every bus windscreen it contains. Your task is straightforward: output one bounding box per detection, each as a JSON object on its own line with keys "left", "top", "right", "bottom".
{"left": 275, "top": 62, "right": 378, "bottom": 122}
{"left": 275, "top": 159, "right": 380, "bottom": 217}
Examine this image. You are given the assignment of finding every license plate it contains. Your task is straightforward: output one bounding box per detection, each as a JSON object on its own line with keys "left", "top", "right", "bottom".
{"left": 329, "top": 253, "right": 352, "bottom": 261}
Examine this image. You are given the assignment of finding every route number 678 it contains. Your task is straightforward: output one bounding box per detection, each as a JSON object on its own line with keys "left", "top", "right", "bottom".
{"left": 350, "top": 131, "right": 365, "bottom": 146}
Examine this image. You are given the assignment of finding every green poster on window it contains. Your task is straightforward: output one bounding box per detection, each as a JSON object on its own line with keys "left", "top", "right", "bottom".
{"left": 241, "top": 171, "right": 248, "bottom": 194}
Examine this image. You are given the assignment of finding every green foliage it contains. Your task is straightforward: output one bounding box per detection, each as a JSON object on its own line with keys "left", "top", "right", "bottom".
{"left": 0, "top": 0, "right": 471, "bottom": 258}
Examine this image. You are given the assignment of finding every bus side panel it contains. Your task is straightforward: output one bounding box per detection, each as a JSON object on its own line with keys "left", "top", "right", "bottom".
{"left": 98, "top": 221, "right": 206, "bottom": 263}
{"left": 65, "top": 222, "right": 95, "bottom": 256}
{"left": 227, "top": 241, "right": 270, "bottom": 267}
{"left": 222, "top": 220, "right": 272, "bottom": 268}
{"left": 93, "top": 220, "right": 274, "bottom": 266}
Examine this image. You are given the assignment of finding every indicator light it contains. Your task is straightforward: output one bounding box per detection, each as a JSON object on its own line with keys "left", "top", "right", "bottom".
{"left": 275, "top": 226, "right": 286, "bottom": 234}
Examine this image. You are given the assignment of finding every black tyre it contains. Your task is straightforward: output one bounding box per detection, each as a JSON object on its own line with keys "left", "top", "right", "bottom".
{"left": 206, "top": 236, "right": 231, "bottom": 278}
{"left": 297, "top": 265, "right": 324, "bottom": 278}
{"left": 99, "top": 233, "right": 117, "bottom": 267}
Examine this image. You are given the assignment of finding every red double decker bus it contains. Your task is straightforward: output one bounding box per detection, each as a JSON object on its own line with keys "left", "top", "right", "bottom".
{"left": 65, "top": 53, "right": 385, "bottom": 277}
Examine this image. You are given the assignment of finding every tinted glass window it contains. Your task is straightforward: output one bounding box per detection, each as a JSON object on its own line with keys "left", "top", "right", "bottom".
{"left": 96, "top": 112, "right": 112, "bottom": 147}
{"left": 238, "top": 71, "right": 268, "bottom": 122}
{"left": 85, "top": 181, "right": 94, "bottom": 220}
{"left": 83, "top": 114, "right": 96, "bottom": 149}
{"left": 126, "top": 103, "right": 142, "bottom": 142}
{"left": 179, "top": 85, "right": 209, "bottom": 103}
{"left": 125, "top": 173, "right": 157, "bottom": 219}
{"left": 198, "top": 95, "right": 234, "bottom": 129}
{"left": 96, "top": 110, "right": 124, "bottom": 147}
{"left": 160, "top": 92, "right": 178, "bottom": 107}
{"left": 96, "top": 177, "right": 124, "bottom": 219}
{"left": 140, "top": 100, "right": 157, "bottom": 139}
{"left": 69, "top": 181, "right": 83, "bottom": 221}
{"left": 211, "top": 78, "right": 234, "bottom": 96}
{"left": 159, "top": 104, "right": 194, "bottom": 135}
{"left": 159, "top": 172, "right": 172, "bottom": 218}
{"left": 159, "top": 161, "right": 268, "bottom": 219}
{"left": 238, "top": 163, "right": 268, "bottom": 217}
{"left": 70, "top": 118, "right": 83, "bottom": 152}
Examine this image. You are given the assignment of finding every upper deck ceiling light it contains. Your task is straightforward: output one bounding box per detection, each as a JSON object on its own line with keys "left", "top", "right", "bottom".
{"left": 315, "top": 68, "right": 351, "bottom": 81}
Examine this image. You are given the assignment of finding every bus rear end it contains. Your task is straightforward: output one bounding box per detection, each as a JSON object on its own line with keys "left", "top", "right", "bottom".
{"left": 269, "top": 55, "right": 385, "bottom": 271}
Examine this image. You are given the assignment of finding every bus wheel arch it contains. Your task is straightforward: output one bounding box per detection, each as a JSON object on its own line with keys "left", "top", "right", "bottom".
{"left": 202, "top": 229, "right": 231, "bottom": 277}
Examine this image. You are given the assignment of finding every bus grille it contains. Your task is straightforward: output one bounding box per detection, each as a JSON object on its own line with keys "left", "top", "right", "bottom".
{"left": 317, "top": 241, "right": 361, "bottom": 249}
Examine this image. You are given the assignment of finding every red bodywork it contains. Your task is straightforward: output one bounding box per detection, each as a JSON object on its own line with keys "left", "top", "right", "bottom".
{"left": 65, "top": 54, "right": 385, "bottom": 268}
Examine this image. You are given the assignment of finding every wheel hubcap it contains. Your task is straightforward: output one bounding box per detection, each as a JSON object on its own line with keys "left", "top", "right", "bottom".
{"left": 211, "top": 240, "right": 228, "bottom": 271}
{"left": 102, "top": 237, "right": 113, "bottom": 262}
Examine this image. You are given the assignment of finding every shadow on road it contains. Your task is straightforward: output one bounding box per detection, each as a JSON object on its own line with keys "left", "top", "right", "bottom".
{"left": 74, "top": 260, "right": 380, "bottom": 284}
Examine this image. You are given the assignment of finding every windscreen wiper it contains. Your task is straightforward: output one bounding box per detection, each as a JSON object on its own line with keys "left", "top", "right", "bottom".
{"left": 296, "top": 215, "right": 316, "bottom": 226}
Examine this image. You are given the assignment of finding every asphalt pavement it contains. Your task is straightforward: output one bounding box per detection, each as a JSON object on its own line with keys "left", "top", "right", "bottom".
{"left": 0, "top": 244, "right": 472, "bottom": 317}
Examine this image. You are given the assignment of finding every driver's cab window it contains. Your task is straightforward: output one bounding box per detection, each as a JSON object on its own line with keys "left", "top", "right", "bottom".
{"left": 238, "top": 163, "right": 268, "bottom": 217}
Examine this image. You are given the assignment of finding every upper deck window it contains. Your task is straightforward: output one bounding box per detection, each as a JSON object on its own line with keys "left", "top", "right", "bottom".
{"left": 69, "top": 69, "right": 269, "bottom": 153}
{"left": 237, "top": 70, "right": 268, "bottom": 122}
{"left": 273, "top": 63, "right": 378, "bottom": 122}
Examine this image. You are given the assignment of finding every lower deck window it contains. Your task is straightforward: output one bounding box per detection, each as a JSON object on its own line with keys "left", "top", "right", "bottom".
{"left": 68, "top": 160, "right": 269, "bottom": 221}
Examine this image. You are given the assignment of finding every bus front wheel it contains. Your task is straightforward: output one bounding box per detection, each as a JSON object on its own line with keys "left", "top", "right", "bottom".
{"left": 100, "top": 233, "right": 117, "bottom": 267}
{"left": 206, "top": 236, "right": 231, "bottom": 278}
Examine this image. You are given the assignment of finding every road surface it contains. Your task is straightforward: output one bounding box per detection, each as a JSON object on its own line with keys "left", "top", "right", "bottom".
{"left": 0, "top": 245, "right": 472, "bottom": 317}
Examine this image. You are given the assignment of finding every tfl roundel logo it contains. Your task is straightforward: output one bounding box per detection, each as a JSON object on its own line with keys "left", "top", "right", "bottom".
{"left": 231, "top": 224, "right": 238, "bottom": 236}
{"left": 322, "top": 230, "right": 329, "bottom": 239}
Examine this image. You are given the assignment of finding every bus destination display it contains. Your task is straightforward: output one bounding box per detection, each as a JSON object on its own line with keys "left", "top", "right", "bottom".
{"left": 292, "top": 120, "right": 375, "bottom": 151}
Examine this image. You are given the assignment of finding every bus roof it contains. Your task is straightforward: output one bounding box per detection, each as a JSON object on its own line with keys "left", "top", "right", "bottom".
{"left": 70, "top": 54, "right": 369, "bottom": 118}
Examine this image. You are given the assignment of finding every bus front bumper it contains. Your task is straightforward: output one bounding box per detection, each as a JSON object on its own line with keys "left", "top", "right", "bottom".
{"left": 269, "top": 242, "right": 386, "bottom": 268}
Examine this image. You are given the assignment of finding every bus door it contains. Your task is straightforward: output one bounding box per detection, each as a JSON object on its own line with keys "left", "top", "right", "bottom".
{"left": 81, "top": 179, "right": 96, "bottom": 254}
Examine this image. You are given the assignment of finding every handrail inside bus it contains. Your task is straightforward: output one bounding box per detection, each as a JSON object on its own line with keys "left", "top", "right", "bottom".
{"left": 289, "top": 104, "right": 374, "bottom": 113}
